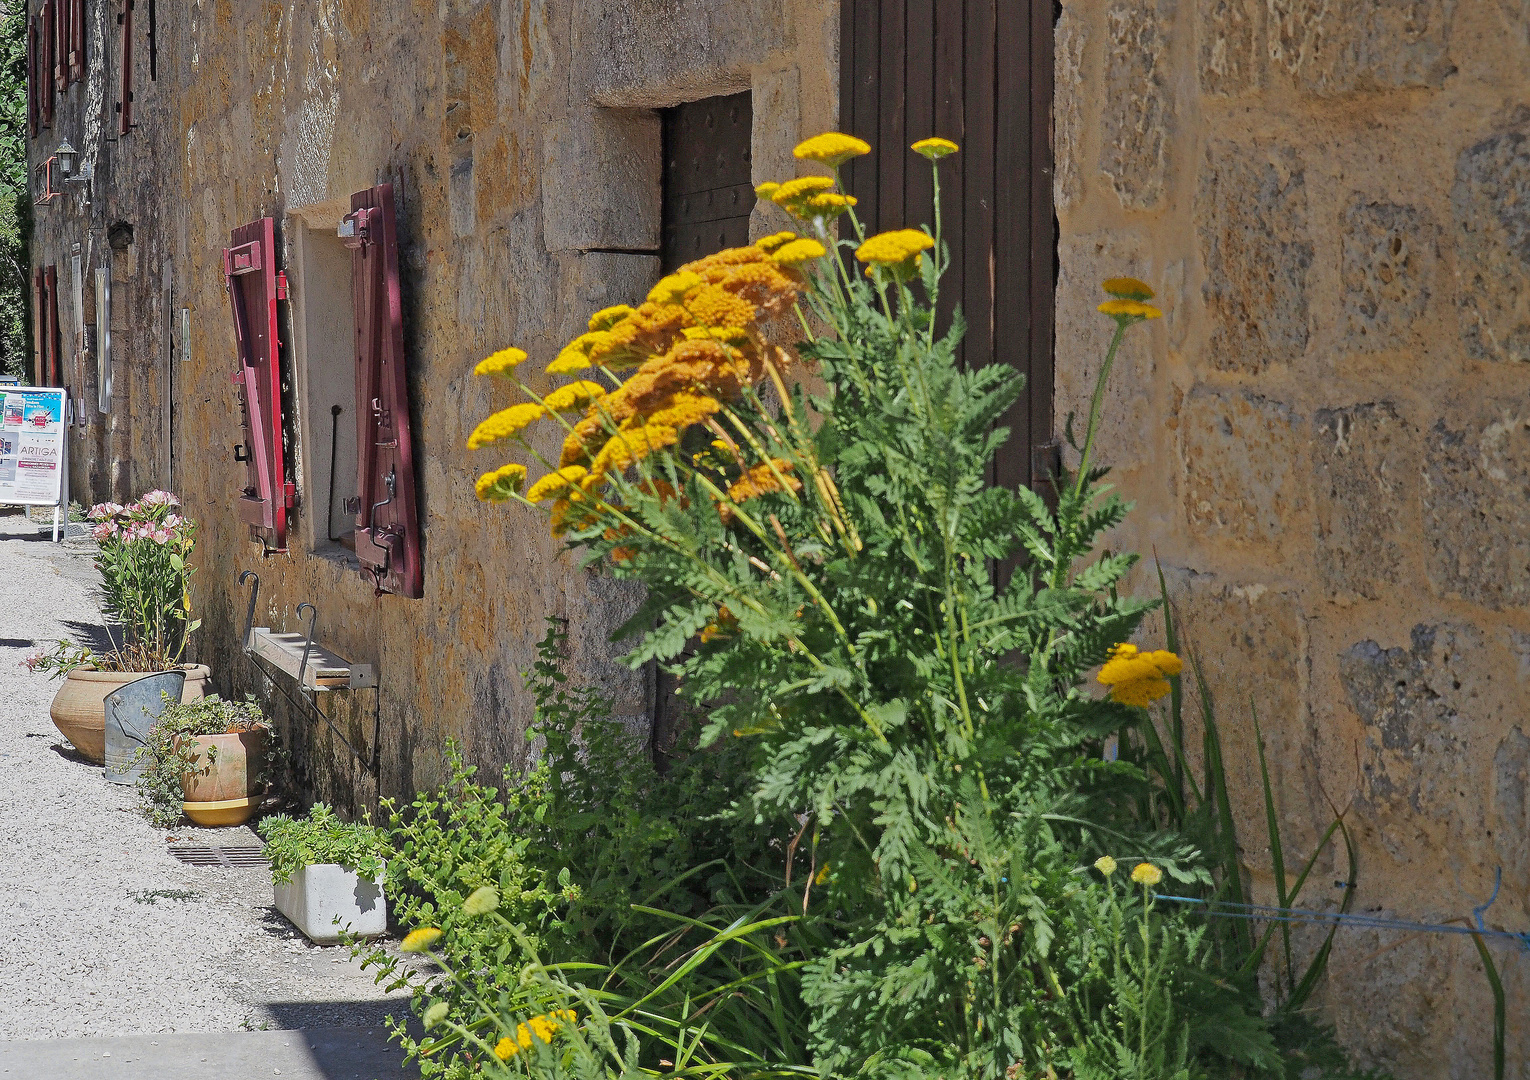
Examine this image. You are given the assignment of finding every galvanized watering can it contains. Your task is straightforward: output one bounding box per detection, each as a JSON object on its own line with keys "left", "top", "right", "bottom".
{"left": 103, "top": 670, "right": 187, "bottom": 785}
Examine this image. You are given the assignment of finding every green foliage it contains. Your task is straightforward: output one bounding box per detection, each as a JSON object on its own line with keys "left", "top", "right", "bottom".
{"left": 134, "top": 695, "right": 266, "bottom": 827}
{"left": 257, "top": 803, "right": 384, "bottom": 886}
{"left": 88, "top": 494, "right": 201, "bottom": 669}
{"left": 0, "top": 8, "right": 26, "bottom": 379}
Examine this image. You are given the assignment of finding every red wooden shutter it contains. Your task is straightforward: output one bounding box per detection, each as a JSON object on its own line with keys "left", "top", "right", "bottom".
{"left": 31, "top": 268, "right": 45, "bottom": 385}
{"left": 52, "top": 0, "right": 65, "bottom": 88}
{"left": 34, "top": 265, "right": 61, "bottom": 387}
{"left": 343, "top": 184, "right": 422, "bottom": 598}
{"left": 39, "top": 1, "right": 54, "bottom": 126}
{"left": 116, "top": 0, "right": 132, "bottom": 133}
{"left": 68, "top": 0, "right": 83, "bottom": 83}
{"left": 223, "top": 218, "right": 292, "bottom": 551}
{"left": 26, "top": 15, "right": 38, "bottom": 137}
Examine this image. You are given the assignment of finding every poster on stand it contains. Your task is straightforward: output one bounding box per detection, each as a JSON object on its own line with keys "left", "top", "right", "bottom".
{"left": 0, "top": 388, "right": 66, "bottom": 506}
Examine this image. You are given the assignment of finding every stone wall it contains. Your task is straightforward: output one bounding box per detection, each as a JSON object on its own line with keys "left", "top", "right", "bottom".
{"left": 1055, "top": 1, "right": 1530, "bottom": 1074}
{"left": 28, "top": 0, "right": 836, "bottom": 811}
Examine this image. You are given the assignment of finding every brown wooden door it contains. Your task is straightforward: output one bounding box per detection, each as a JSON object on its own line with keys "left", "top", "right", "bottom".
{"left": 839, "top": 0, "right": 1055, "bottom": 492}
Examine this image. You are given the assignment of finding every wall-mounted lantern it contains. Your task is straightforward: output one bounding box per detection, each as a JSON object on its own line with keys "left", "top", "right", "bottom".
{"left": 55, "top": 141, "right": 76, "bottom": 175}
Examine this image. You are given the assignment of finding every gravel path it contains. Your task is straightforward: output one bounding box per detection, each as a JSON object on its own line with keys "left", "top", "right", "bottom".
{"left": 0, "top": 508, "right": 415, "bottom": 1042}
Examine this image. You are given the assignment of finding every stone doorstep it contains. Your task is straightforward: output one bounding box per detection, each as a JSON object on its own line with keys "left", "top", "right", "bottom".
{"left": 0, "top": 1025, "right": 419, "bottom": 1079}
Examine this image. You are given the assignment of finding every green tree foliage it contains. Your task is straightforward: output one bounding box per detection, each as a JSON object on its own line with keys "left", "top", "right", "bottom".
{"left": 0, "top": 7, "right": 26, "bottom": 379}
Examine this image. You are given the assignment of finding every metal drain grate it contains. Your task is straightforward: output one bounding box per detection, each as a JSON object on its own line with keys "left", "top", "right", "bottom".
{"left": 168, "top": 844, "right": 268, "bottom": 868}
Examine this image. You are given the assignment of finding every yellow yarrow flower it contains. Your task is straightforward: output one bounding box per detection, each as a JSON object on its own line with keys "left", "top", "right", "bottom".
{"left": 1097, "top": 643, "right": 1181, "bottom": 708}
{"left": 755, "top": 181, "right": 781, "bottom": 201}
{"left": 1131, "top": 862, "right": 1163, "bottom": 887}
{"left": 541, "top": 380, "right": 606, "bottom": 412}
{"left": 526, "top": 466, "right": 589, "bottom": 503}
{"left": 475, "top": 463, "right": 527, "bottom": 503}
{"left": 770, "top": 176, "right": 836, "bottom": 205}
{"left": 755, "top": 231, "right": 798, "bottom": 254}
{"left": 856, "top": 229, "right": 935, "bottom": 266}
{"left": 423, "top": 1001, "right": 449, "bottom": 1029}
{"left": 1097, "top": 298, "right": 1163, "bottom": 320}
{"left": 797, "top": 192, "right": 857, "bottom": 219}
{"left": 588, "top": 305, "right": 634, "bottom": 331}
{"left": 793, "top": 131, "right": 872, "bottom": 167}
{"left": 494, "top": 1037, "right": 518, "bottom": 1060}
{"left": 771, "top": 238, "right": 828, "bottom": 266}
{"left": 648, "top": 271, "right": 704, "bottom": 304}
{"left": 467, "top": 403, "right": 546, "bottom": 449}
{"left": 911, "top": 137, "right": 959, "bottom": 160}
{"left": 1102, "top": 276, "right": 1155, "bottom": 301}
{"left": 462, "top": 886, "right": 500, "bottom": 917}
{"left": 547, "top": 350, "right": 592, "bottom": 375}
{"left": 1094, "top": 855, "right": 1117, "bottom": 876}
{"left": 400, "top": 927, "right": 443, "bottom": 952}
{"left": 474, "top": 347, "right": 528, "bottom": 378}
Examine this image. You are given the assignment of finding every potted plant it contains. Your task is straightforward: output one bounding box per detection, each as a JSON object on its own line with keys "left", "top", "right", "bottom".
{"left": 135, "top": 695, "right": 270, "bottom": 827}
{"left": 259, "top": 804, "right": 387, "bottom": 943}
{"left": 24, "top": 491, "right": 209, "bottom": 764}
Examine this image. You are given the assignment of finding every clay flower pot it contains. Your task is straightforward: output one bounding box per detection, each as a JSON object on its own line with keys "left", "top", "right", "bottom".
{"left": 49, "top": 664, "right": 212, "bottom": 765}
{"left": 180, "top": 727, "right": 269, "bottom": 827}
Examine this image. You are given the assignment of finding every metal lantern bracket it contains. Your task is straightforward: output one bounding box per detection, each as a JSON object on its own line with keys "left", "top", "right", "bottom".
{"left": 238, "top": 570, "right": 380, "bottom": 774}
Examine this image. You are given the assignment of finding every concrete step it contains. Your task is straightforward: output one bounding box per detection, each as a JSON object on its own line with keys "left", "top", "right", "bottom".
{"left": 0, "top": 1026, "right": 420, "bottom": 1079}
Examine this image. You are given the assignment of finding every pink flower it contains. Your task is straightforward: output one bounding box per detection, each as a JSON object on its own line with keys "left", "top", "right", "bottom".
{"left": 90, "top": 523, "right": 112, "bottom": 541}
{"left": 21, "top": 654, "right": 40, "bottom": 672}
{"left": 163, "top": 514, "right": 182, "bottom": 529}
{"left": 140, "top": 490, "right": 179, "bottom": 507}
{"left": 151, "top": 528, "right": 173, "bottom": 544}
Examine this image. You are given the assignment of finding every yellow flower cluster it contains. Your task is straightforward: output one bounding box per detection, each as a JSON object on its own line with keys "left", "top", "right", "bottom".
{"left": 856, "top": 228, "right": 935, "bottom": 266}
{"left": 400, "top": 927, "right": 443, "bottom": 952}
{"left": 474, "top": 347, "right": 527, "bottom": 378}
{"left": 1097, "top": 277, "right": 1163, "bottom": 320}
{"left": 793, "top": 132, "right": 871, "bottom": 167}
{"left": 467, "top": 403, "right": 545, "bottom": 450}
{"left": 541, "top": 380, "right": 606, "bottom": 412}
{"left": 761, "top": 175, "right": 858, "bottom": 220}
{"left": 493, "top": 1010, "right": 578, "bottom": 1060}
{"left": 1094, "top": 855, "right": 1117, "bottom": 876}
{"left": 1131, "top": 862, "right": 1163, "bottom": 886}
{"left": 1096, "top": 643, "right": 1181, "bottom": 707}
{"left": 911, "top": 137, "right": 959, "bottom": 160}
{"left": 475, "top": 463, "right": 527, "bottom": 503}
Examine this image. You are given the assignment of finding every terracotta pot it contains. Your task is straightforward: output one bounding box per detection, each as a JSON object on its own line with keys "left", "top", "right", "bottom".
{"left": 49, "top": 664, "right": 212, "bottom": 765}
{"left": 180, "top": 727, "right": 268, "bottom": 827}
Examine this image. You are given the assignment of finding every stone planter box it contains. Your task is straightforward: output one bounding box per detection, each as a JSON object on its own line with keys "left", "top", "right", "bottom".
{"left": 273, "top": 863, "right": 387, "bottom": 944}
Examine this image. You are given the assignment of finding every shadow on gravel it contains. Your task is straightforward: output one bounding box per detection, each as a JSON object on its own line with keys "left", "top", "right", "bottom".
{"left": 48, "top": 741, "right": 97, "bottom": 766}
{"left": 61, "top": 618, "right": 115, "bottom": 652}
{"left": 0, "top": 637, "right": 35, "bottom": 648}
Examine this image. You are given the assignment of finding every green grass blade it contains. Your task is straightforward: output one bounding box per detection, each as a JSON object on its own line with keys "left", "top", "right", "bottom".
{"left": 1251, "top": 701, "right": 1293, "bottom": 998}
{"left": 1469, "top": 929, "right": 1506, "bottom": 1080}
{"left": 1155, "top": 558, "right": 1186, "bottom": 806}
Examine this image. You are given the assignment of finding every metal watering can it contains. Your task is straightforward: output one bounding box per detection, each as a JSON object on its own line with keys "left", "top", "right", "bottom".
{"left": 103, "top": 670, "right": 187, "bottom": 785}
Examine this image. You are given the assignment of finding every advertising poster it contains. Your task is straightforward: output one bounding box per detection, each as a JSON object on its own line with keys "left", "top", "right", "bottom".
{"left": 0, "top": 388, "right": 66, "bottom": 506}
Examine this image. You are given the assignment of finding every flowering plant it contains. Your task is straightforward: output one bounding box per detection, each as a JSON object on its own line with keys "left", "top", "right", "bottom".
{"left": 462, "top": 134, "right": 1295, "bottom": 1078}
{"left": 24, "top": 491, "right": 199, "bottom": 678}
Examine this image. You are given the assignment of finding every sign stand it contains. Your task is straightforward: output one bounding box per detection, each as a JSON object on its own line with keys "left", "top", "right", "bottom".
{"left": 0, "top": 388, "right": 69, "bottom": 530}
{"left": 52, "top": 398, "right": 69, "bottom": 542}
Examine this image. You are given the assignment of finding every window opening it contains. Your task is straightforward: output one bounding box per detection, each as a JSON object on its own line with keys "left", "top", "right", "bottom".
{"left": 659, "top": 92, "right": 752, "bottom": 272}
{"left": 94, "top": 265, "right": 110, "bottom": 412}
{"left": 287, "top": 215, "right": 358, "bottom": 559}
{"left": 146, "top": 0, "right": 155, "bottom": 80}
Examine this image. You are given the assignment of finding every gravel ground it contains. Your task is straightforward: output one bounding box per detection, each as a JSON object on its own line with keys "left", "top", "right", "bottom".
{"left": 0, "top": 508, "right": 416, "bottom": 1041}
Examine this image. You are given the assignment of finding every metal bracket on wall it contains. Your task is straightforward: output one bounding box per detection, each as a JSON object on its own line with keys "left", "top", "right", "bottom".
{"left": 237, "top": 570, "right": 380, "bottom": 775}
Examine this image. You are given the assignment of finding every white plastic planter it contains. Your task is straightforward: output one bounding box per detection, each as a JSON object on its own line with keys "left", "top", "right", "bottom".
{"left": 272, "top": 863, "right": 388, "bottom": 943}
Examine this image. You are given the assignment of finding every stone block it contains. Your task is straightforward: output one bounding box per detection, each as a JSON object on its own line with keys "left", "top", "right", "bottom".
{"left": 557, "top": 250, "right": 662, "bottom": 343}
{"left": 542, "top": 109, "right": 662, "bottom": 253}
{"left": 1326, "top": 926, "right": 1454, "bottom": 1077}
{"left": 1452, "top": 127, "right": 1530, "bottom": 363}
{"left": 1053, "top": 9, "right": 1087, "bottom": 212}
{"left": 1312, "top": 401, "right": 1412, "bottom": 600}
{"left": 1340, "top": 623, "right": 1486, "bottom": 856}
{"left": 1422, "top": 405, "right": 1530, "bottom": 609}
{"left": 1161, "top": 571, "right": 1317, "bottom": 857}
{"left": 1339, "top": 198, "right": 1438, "bottom": 351}
{"left": 1098, "top": 0, "right": 1173, "bottom": 210}
{"left": 1491, "top": 724, "right": 1530, "bottom": 920}
{"left": 571, "top": 0, "right": 778, "bottom": 108}
{"left": 1267, "top": 0, "right": 1455, "bottom": 96}
{"left": 1197, "top": 140, "right": 1312, "bottom": 371}
{"left": 1181, "top": 388, "right": 1306, "bottom": 549}
{"left": 1198, "top": 0, "right": 1263, "bottom": 97}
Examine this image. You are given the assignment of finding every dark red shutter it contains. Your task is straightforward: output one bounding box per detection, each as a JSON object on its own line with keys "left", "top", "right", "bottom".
{"left": 223, "top": 218, "right": 292, "bottom": 552}
{"left": 39, "top": 2, "right": 53, "bottom": 126}
{"left": 116, "top": 0, "right": 132, "bottom": 133}
{"left": 52, "top": 0, "right": 65, "bottom": 88}
{"left": 26, "top": 16, "right": 38, "bottom": 137}
{"left": 344, "top": 184, "right": 422, "bottom": 598}
{"left": 68, "top": 0, "right": 83, "bottom": 83}
{"left": 33, "top": 265, "right": 61, "bottom": 387}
